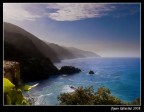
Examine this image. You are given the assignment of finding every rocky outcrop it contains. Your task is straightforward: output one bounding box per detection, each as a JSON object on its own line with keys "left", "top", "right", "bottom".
{"left": 59, "top": 66, "right": 81, "bottom": 75}
{"left": 69, "top": 85, "right": 77, "bottom": 90}
{"left": 89, "top": 70, "right": 94, "bottom": 74}
{"left": 4, "top": 61, "right": 21, "bottom": 86}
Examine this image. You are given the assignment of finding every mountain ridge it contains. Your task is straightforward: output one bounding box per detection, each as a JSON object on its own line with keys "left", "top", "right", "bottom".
{"left": 4, "top": 22, "right": 100, "bottom": 62}
{"left": 4, "top": 22, "right": 60, "bottom": 62}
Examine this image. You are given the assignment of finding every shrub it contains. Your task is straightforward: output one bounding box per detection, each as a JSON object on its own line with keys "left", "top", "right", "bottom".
{"left": 4, "top": 78, "right": 31, "bottom": 105}
{"left": 130, "top": 97, "right": 140, "bottom": 105}
{"left": 58, "top": 86, "right": 124, "bottom": 105}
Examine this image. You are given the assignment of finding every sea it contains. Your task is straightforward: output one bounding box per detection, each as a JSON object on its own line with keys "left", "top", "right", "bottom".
{"left": 23, "top": 57, "right": 140, "bottom": 105}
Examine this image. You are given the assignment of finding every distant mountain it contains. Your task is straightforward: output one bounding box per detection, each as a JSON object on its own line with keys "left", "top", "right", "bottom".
{"left": 45, "top": 42, "right": 77, "bottom": 60}
{"left": 45, "top": 42, "right": 100, "bottom": 60}
{"left": 65, "top": 47, "right": 101, "bottom": 58}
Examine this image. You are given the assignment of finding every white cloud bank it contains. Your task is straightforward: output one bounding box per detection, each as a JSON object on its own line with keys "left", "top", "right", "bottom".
{"left": 3, "top": 3, "right": 41, "bottom": 21}
{"left": 3, "top": 3, "right": 115, "bottom": 22}
{"left": 46, "top": 3, "right": 115, "bottom": 21}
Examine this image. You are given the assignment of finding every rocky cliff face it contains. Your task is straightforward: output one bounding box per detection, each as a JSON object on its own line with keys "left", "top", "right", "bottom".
{"left": 4, "top": 61, "right": 21, "bottom": 86}
{"left": 4, "top": 42, "right": 59, "bottom": 82}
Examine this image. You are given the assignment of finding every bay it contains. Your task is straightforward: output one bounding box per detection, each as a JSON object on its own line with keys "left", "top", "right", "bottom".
{"left": 23, "top": 57, "right": 140, "bottom": 105}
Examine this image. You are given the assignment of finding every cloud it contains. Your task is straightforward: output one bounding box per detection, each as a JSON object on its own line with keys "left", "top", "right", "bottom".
{"left": 3, "top": 3, "right": 41, "bottom": 21}
{"left": 46, "top": 3, "right": 115, "bottom": 21}
{"left": 3, "top": 3, "right": 139, "bottom": 22}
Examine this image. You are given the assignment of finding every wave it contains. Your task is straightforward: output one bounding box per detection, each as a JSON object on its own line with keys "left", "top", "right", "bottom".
{"left": 61, "top": 85, "right": 75, "bottom": 93}
{"left": 68, "top": 78, "right": 74, "bottom": 81}
{"left": 38, "top": 93, "right": 53, "bottom": 98}
{"left": 34, "top": 93, "right": 53, "bottom": 105}
{"left": 59, "top": 77, "right": 64, "bottom": 79}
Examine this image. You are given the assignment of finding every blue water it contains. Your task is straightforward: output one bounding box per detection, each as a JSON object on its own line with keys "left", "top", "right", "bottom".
{"left": 23, "top": 57, "right": 140, "bottom": 105}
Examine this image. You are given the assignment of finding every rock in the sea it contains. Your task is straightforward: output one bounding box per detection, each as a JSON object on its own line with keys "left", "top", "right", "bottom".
{"left": 89, "top": 70, "right": 94, "bottom": 74}
{"left": 69, "top": 85, "right": 76, "bottom": 90}
{"left": 59, "top": 66, "right": 81, "bottom": 75}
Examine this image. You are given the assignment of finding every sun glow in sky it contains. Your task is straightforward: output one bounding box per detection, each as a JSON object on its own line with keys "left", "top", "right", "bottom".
{"left": 3, "top": 3, "right": 141, "bottom": 57}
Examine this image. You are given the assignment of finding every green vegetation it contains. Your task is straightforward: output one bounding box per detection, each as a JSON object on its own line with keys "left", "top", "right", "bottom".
{"left": 23, "top": 85, "right": 32, "bottom": 91}
{"left": 4, "top": 78, "right": 15, "bottom": 92}
{"left": 130, "top": 97, "right": 140, "bottom": 105}
{"left": 4, "top": 78, "right": 31, "bottom": 105}
{"left": 58, "top": 86, "right": 140, "bottom": 105}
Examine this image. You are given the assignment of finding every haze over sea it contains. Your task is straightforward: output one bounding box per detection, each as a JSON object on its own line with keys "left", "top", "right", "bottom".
{"left": 24, "top": 57, "right": 140, "bottom": 105}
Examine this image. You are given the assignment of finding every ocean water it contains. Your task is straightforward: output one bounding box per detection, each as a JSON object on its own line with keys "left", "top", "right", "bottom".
{"left": 23, "top": 57, "right": 140, "bottom": 105}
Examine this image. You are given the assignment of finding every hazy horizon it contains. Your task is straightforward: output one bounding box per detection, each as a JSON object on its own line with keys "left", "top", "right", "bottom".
{"left": 3, "top": 3, "right": 141, "bottom": 57}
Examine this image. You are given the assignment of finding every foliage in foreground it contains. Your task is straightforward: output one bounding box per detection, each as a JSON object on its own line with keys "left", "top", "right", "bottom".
{"left": 58, "top": 86, "right": 140, "bottom": 105}
{"left": 4, "top": 78, "right": 31, "bottom": 105}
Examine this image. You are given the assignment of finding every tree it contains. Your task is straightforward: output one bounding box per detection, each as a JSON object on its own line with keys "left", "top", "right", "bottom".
{"left": 58, "top": 86, "right": 94, "bottom": 105}
{"left": 130, "top": 97, "right": 140, "bottom": 105}
{"left": 4, "top": 78, "right": 34, "bottom": 105}
{"left": 93, "top": 86, "right": 122, "bottom": 105}
{"left": 58, "top": 86, "right": 123, "bottom": 105}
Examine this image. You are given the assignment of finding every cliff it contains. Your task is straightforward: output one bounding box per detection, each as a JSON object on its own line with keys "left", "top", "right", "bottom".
{"left": 4, "top": 42, "right": 59, "bottom": 82}
{"left": 4, "top": 61, "right": 21, "bottom": 86}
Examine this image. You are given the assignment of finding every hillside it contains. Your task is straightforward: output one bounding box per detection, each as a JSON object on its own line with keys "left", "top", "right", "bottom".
{"left": 66, "top": 47, "right": 101, "bottom": 58}
{"left": 4, "top": 22, "right": 60, "bottom": 82}
{"left": 4, "top": 22, "right": 60, "bottom": 62}
{"left": 4, "top": 41, "right": 59, "bottom": 82}
{"left": 45, "top": 42, "right": 77, "bottom": 60}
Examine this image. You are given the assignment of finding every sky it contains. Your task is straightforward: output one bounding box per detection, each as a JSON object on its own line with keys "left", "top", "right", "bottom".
{"left": 3, "top": 3, "right": 141, "bottom": 57}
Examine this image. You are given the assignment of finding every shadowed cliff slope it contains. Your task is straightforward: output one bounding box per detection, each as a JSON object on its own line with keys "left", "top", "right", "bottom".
{"left": 4, "top": 22, "right": 60, "bottom": 62}
{"left": 4, "top": 41, "right": 59, "bottom": 82}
